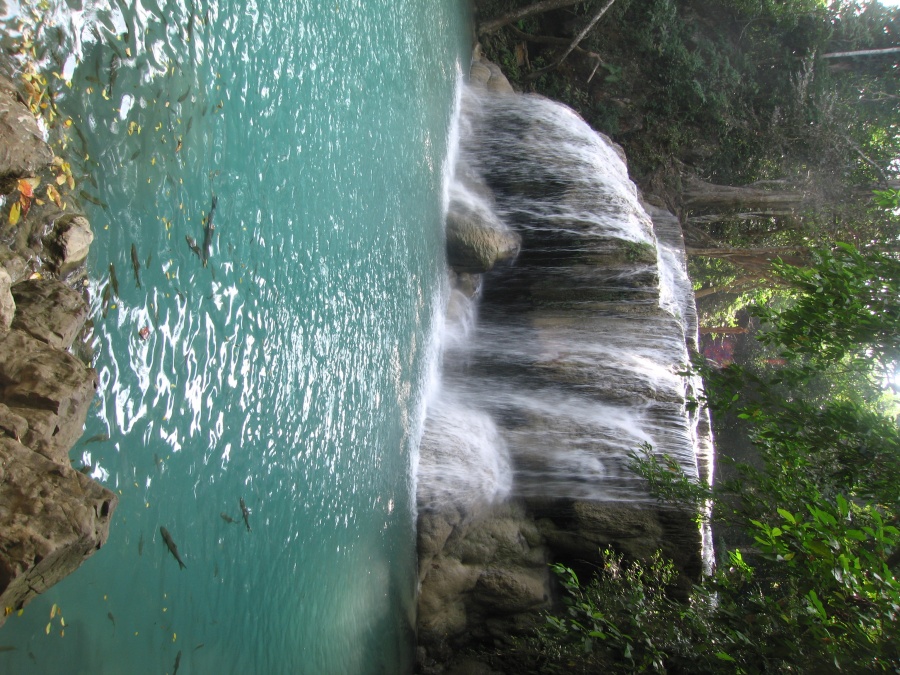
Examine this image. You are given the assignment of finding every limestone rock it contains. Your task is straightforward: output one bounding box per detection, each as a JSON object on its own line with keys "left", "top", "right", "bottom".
{"left": 0, "top": 402, "right": 27, "bottom": 440}
{"left": 474, "top": 567, "right": 548, "bottom": 613}
{"left": 446, "top": 196, "right": 520, "bottom": 273}
{"left": 11, "top": 278, "right": 89, "bottom": 350}
{"left": 0, "top": 436, "right": 117, "bottom": 623}
{"left": 0, "top": 76, "right": 53, "bottom": 181}
{"left": 0, "top": 251, "right": 30, "bottom": 284}
{"left": 43, "top": 214, "right": 93, "bottom": 276}
{"left": 0, "top": 268, "right": 13, "bottom": 331}
{"left": 0, "top": 329, "right": 97, "bottom": 464}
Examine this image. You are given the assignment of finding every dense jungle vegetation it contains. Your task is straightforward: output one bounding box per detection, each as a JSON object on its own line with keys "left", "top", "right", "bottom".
{"left": 473, "top": 0, "right": 900, "bottom": 671}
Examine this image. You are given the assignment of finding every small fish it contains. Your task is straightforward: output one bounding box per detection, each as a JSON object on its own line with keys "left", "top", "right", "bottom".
{"left": 145, "top": 252, "right": 152, "bottom": 268}
{"left": 220, "top": 512, "right": 236, "bottom": 524}
{"left": 107, "top": 53, "right": 120, "bottom": 96}
{"left": 185, "top": 235, "right": 201, "bottom": 259}
{"left": 131, "top": 244, "right": 141, "bottom": 288}
{"left": 173, "top": 650, "right": 182, "bottom": 675}
{"left": 201, "top": 195, "right": 218, "bottom": 267}
{"left": 185, "top": 117, "right": 193, "bottom": 135}
{"left": 82, "top": 433, "right": 109, "bottom": 445}
{"left": 160, "top": 527, "right": 186, "bottom": 569}
{"left": 129, "top": 149, "right": 142, "bottom": 162}
{"left": 0, "top": 646, "right": 16, "bottom": 652}
{"left": 214, "top": 561, "right": 219, "bottom": 577}
{"left": 177, "top": 87, "right": 191, "bottom": 103}
{"left": 101, "top": 283, "right": 112, "bottom": 318}
{"left": 194, "top": 643, "right": 205, "bottom": 651}
{"left": 240, "top": 497, "right": 251, "bottom": 532}
{"left": 138, "top": 531, "right": 144, "bottom": 556}
{"left": 80, "top": 190, "right": 109, "bottom": 210}
{"left": 108, "top": 263, "right": 119, "bottom": 298}
{"left": 107, "top": 611, "right": 115, "bottom": 627}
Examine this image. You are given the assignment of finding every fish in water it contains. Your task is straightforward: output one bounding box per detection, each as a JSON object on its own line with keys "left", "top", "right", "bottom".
{"left": 131, "top": 244, "right": 141, "bottom": 288}
{"left": 82, "top": 433, "right": 109, "bottom": 445}
{"left": 138, "top": 531, "right": 144, "bottom": 556}
{"left": 220, "top": 512, "right": 236, "bottom": 524}
{"left": 107, "top": 611, "right": 115, "bottom": 627}
{"left": 173, "top": 650, "right": 182, "bottom": 675}
{"left": 108, "top": 263, "right": 119, "bottom": 298}
{"left": 240, "top": 497, "right": 251, "bottom": 532}
{"left": 201, "top": 195, "right": 218, "bottom": 267}
{"left": 0, "top": 646, "right": 16, "bottom": 652}
{"left": 185, "top": 235, "right": 201, "bottom": 259}
{"left": 101, "top": 283, "right": 112, "bottom": 318}
{"left": 79, "top": 190, "right": 109, "bottom": 210}
{"left": 160, "top": 527, "right": 186, "bottom": 569}
{"left": 107, "top": 53, "right": 120, "bottom": 97}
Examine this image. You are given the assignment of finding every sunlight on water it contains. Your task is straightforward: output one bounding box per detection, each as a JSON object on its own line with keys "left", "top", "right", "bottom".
{"left": 0, "top": 1, "right": 470, "bottom": 673}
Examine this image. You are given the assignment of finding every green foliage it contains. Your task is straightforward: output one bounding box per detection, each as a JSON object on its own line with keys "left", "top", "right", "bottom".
{"left": 754, "top": 244, "right": 900, "bottom": 364}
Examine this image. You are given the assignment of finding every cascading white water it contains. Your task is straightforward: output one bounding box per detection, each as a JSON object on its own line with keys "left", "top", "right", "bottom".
{"left": 419, "top": 84, "right": 713, "bottom": 510}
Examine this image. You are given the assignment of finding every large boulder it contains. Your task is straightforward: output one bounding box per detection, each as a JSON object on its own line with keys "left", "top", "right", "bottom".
{"left": 0, "top": 329, "right": 97, "bottom": 465}
{"left": 42, "top": 213, "right": 93, "bottom": 277}
{"left": 446, "top": 194, "right": 520, "bottom": 273}
{"left": 0, "top": 436, "right": 117, "bottom": 624}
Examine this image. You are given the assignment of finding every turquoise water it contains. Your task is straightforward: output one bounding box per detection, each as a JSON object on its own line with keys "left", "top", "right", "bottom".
{"left": 1, "top": 1, "right": 469, "bottom": 672}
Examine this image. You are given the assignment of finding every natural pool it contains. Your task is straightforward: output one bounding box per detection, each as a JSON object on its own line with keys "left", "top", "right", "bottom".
{"left": 1, "top": 0, "right": 470, "bottom": 672}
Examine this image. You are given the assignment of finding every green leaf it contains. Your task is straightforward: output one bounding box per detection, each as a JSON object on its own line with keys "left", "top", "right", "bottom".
{"left": 716, "top": 652, "right": 736, "bottom": 662}
{"left": 808, "top": 590, "right": 827, "bottom": 620}
{"left": 777, "top": 508, "right": 796, "bottom": 524}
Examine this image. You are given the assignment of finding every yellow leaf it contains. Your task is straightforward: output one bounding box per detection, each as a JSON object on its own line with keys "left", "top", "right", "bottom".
{"left": 56, "top": 174, "right": 66, "bottom": 185}
{"left": 67, "top": 176, "right": 75, "bottom": 190}
{"left": 50, "top": 603, "right": 57, "bottom": 619}
{"left": 45, "top": 622, "right": 50, "bottom": 635}
{"left": 9, "top": 201, "right": 21, "bottom": 226}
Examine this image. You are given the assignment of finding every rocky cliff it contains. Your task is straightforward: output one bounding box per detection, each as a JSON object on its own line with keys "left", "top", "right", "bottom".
{"left": 0, "top": 72, "right": 116, "bottom": 626}
{"left": 416, "top": 53, "right": 706, "bottom": 673}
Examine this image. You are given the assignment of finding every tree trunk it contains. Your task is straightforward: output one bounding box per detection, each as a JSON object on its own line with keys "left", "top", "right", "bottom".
{"left": 822, "top": 47, "right": 900, "bottom": 60}
{"left": 478, "top": 0, "right": 584, "bottom": 35}
{"left": 682, "top": 178, "right": 810, "bottom": 215}
{"left": 699, "top": 327, "right": 750, "bottom": 335}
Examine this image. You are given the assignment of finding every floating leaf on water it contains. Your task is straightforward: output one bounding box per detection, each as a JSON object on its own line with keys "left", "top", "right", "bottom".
{"left": 50, "top": 603, "right": 57, "bottom": 619}
{"left": 8, "top": 201, "right": 20, "bottom": 225}
{"left": 45, "top": 622, "right": 50, "bottom": 635}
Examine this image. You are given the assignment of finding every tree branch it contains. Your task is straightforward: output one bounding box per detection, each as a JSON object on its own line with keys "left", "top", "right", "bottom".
{"left": 478, "top": 0, "right": 585, "bottom": 35}
{"left": 524, "top": 0, "right": 618, "bottom": 81}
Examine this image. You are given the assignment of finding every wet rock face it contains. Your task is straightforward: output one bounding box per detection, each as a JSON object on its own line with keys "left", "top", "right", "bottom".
{"left": 0, "top": 77, "right": 53, "bottom": 181}
{"left": 11, "top": 278, "right": 90, "bottom": 350}
{"left": 0, "top": 72, "right": 115, "bottom": 624}
{"left": 0, "top": 329, "right": 98, "bottom": 465}
{"left": 0, "top": 437, "right": 117, "bottom": 621}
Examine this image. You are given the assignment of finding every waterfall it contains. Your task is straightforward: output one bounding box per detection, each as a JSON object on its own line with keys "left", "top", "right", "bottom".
{"left": 419, "top": 84, "right": 713, "bottom": 508}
